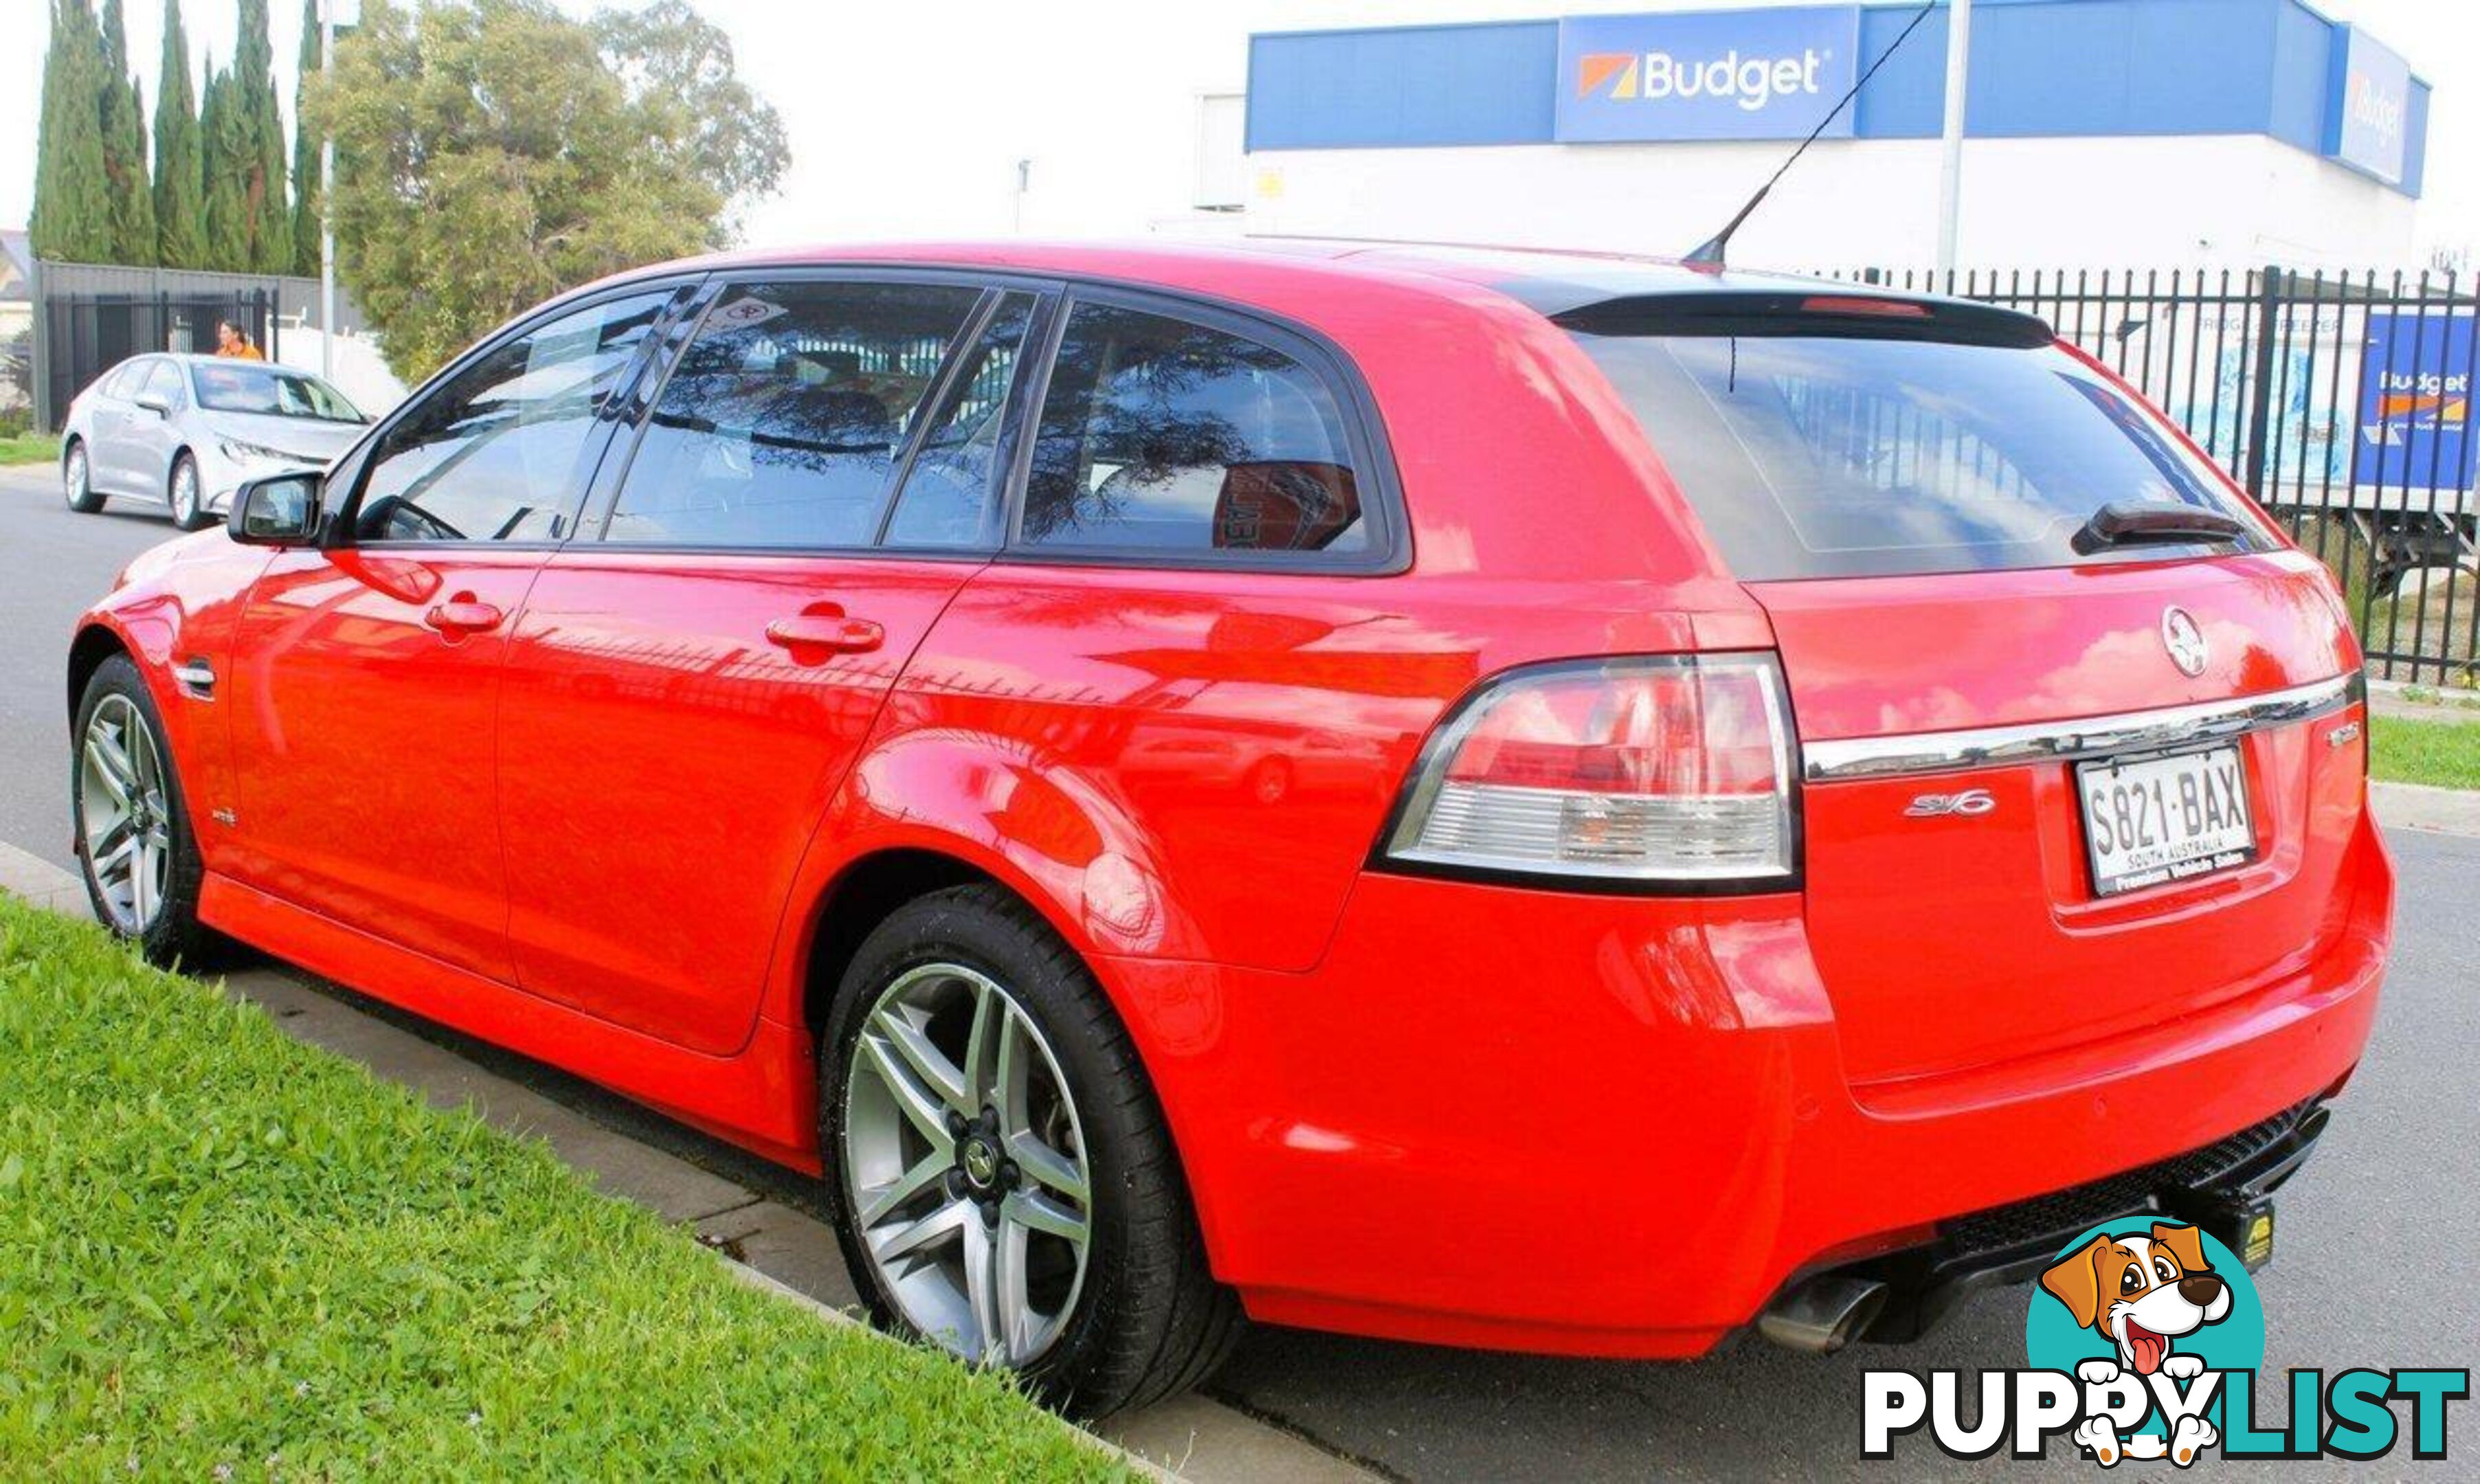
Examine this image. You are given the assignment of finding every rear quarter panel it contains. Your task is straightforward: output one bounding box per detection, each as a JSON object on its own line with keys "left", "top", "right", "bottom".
{"left": 795, "top": 257, "right": 1774, "bottom": 978}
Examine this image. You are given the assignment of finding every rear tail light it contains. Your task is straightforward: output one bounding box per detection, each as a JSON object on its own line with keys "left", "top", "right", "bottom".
{"left": 1379, "top": 653, "right": 1799, "bottom": 890}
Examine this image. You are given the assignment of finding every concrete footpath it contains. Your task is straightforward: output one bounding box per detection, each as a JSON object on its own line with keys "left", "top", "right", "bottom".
{"left": 0, "top": 841, "right": 1370, "bottom": 1484}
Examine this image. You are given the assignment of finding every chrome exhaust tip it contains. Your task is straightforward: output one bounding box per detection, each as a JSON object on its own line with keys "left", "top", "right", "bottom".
{"left": 1757, "top": 1274, "right": 1889, "bottom": 1354}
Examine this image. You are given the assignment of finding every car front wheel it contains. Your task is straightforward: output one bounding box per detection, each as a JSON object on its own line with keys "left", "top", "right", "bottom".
{"left": 169, "top": 453, "right": 211, "bottom": 530}
{"left": 72, "top": 655, "right": 215, "bottom": 965}
{"left": 63, "top": 440, "right": 102, "bottom": 513}
{"left": 820, "top": 884, "right": 1240, "bottom": 1417}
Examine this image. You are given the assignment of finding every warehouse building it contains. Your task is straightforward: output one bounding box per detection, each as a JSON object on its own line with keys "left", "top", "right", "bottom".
{"left": 1222, "top": 0, "right": 2435, "bottom": 269}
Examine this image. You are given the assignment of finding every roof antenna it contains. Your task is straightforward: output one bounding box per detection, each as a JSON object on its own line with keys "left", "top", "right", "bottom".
{"left": 1686, "top": 0, "right": 1943, "bottom": 268}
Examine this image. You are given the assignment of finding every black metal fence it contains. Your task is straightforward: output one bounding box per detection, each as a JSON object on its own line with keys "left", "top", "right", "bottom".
{"left": 1834, "top": 265, "right": 2479, "bottom": 683}
{"left": 38, "top": 287, "right": 278, "bottom": 437}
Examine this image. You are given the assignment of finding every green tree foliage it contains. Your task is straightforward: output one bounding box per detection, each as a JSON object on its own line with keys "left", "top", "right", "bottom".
{"left": 312, "top": 0, "right": 787, "bottom": 381}
{"left": 291, "top": 0, "right": 322, "bottom": 278}
{"left": 153, "top": 0, "right": 208, "bottom": 268}
{"left": 199, "top": 57, "right": 252, "bottom": 271}
{"left": 234, "top": 0, "right": 293, "bottom": 272}
{"left": 32, "top": 0, "right": 115, "bottom": 263}
{"left": 98, "top": 0, "right": 157, "bottom": 265}
{"left": 591, "top": 0, "right": 788, "bottom": 238}
{"left": 201, "top": 3, "right": 290, "bottom": 272}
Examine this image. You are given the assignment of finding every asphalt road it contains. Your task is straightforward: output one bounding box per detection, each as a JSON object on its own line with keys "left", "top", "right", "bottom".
{"left": 3, "top": 462, "right": 2472, "bottom": 1481}
{"left": 0, "top": 464, "right": 181, "bottom": 871}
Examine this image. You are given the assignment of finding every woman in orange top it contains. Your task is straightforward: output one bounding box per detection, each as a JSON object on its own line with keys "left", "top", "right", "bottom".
{"left": 214, "top": 320, "right": 266, "bottom": 361}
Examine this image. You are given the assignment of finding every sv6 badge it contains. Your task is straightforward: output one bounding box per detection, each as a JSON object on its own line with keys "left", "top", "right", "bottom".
{"left": 1906, "top": 788, "right": 1996, "bottom": 818}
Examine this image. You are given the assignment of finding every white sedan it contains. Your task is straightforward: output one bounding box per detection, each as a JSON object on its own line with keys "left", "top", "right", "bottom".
{"left": 59, "top": 354, "right": 370, "bottom": 529}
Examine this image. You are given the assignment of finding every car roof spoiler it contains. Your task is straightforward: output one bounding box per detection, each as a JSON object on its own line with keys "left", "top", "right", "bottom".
{"left": 1551, "top": 291, "right": 2055, "bottom": 349}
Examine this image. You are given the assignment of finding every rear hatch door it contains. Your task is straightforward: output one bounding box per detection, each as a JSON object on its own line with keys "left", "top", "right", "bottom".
{"left": 1563, "top": 294, "right": 2370, "bottom": 1087}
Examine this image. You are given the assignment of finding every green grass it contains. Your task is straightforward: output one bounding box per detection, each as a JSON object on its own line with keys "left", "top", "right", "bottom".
{"left": 2370, "top": 713, "right": 2480, "bottom": 792}
{"left": 0, "top": 433, "right": 60, "bottom": 467}
{"left": 0, "top": 897, "right": 1124, "bottom": 1481}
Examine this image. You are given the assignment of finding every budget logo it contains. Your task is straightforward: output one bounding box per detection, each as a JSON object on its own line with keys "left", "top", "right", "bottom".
{"left": 1576, "top": 48, "right": 1827, "bottom": 112}
{"left": 1575, "top": 52, "right": 1640, "bottom": 101}
{"left": 1554, "top": 8, "right": 1861, "bottom": 144}
{"left": 1861, "top": 1218, "right": 2470, "bottom": 1467}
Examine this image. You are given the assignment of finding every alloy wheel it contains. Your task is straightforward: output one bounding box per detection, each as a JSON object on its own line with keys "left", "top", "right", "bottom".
{"left": 842, "top": 962, "right": 1094, "bottom": 1369}
{"left": 64, "top": 445, "right": 89, "bottom": 506}
{"left": 172, "top": 459, "right": 200, "bottom": 526}
{"left": 78, "top": 694, "right": 172, "bottom": 933}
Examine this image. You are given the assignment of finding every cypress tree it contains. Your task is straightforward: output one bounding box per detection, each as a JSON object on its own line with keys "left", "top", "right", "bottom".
{"left": 31, "top": 0, "right": 115, "bottom": 263}
{"left": 200, "top": 58, "right": 251, "bottom": 271}
{"left": 153, "top": 0, "right": 208, "bottom": 268}
{"left": 291, "top": 0, "right": 321, "bottom": 277}
{"left": 234, "top": 0, "right": 292, "bottom": 273}
{"left": 98, "top": 0, "right": 157, "bottom": 265}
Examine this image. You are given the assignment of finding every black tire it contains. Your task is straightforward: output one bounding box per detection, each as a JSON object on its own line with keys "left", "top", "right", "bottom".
{"left": 71, "top": 654, "right": 219, "bottom": 968}
{"left": 169, "top": 451, "right": 212, "bottom": 531}
{"left": 820, "top": 884, "right": 1242, "bottom": 1418}
{"left": 63, "top": 438, "right": 104, "bottom": 513}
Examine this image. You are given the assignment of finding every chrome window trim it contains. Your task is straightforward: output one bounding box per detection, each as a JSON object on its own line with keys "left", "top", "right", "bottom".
{"left": 1800, "top": 674, "right": 2356, "bottom": 783}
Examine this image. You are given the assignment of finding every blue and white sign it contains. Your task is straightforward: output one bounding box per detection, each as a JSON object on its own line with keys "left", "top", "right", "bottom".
{"left": 2356, "top": 312, "right": 2477, "bottom": 495}
{"left": 1554, "top": 7, "right": 1860, "bottom": 144}
{"left": 2326, "top": 24, "right": 2411, "bottom": 186}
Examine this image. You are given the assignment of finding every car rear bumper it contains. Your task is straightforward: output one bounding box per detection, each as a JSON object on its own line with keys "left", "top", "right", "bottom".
{"left": 1103, "top": 809, "right": 2392, "bottom": 1358}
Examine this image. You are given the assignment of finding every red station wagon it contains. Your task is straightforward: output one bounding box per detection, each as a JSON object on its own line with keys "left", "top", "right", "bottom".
{"left": 67, "top": 242, "right": 2392, "bottom": 1415}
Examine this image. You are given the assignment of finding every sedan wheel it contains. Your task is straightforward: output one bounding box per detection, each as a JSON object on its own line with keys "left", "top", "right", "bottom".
{"left": 78, "top": 693, "right": 172, "bottom": 933}
{"left": 843, "top": 961, "right": 1094, "bottom": 1369}
{"left": 170, "top": 454, "right": 209, "bottom": 530}
{"left": 64, "top": 442, "right": 102, "bottom": 513}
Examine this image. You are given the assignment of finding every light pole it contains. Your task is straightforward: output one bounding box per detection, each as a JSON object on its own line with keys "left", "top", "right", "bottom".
{"left": 319, "top": 0, "right": 337, "bottom": 381}
{"left": 1935, "top": 0, "right": 1971, "bottom": 280}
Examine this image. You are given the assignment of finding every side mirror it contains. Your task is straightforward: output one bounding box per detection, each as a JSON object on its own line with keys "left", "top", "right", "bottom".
{"left": 229, "top": 472, "right": 322, "bottom": 546}
{"left": 134, "top": 392, "right": 172, "bottom": 416}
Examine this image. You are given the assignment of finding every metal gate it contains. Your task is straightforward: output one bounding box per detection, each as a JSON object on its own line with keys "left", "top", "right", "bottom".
{"left": 1834, "top": 266, "right": 2479, "bottom": 682}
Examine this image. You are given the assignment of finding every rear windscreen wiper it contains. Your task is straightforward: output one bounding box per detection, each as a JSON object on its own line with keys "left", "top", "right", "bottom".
{"left": 2070, "top": 500, "right": 2249, "bottom": 556}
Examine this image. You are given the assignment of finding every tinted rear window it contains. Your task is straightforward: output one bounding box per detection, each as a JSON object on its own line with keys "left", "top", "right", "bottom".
{"left": 1568, "top": 331, "right": 2271, "bottom": 580}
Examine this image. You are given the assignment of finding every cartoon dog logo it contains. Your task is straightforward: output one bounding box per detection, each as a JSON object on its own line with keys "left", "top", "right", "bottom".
{"left": 2040, "top": 1221, "right": 2233, "bottom": 1465}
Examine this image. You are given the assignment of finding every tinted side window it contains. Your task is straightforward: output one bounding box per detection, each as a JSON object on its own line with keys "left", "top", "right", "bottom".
{"left": 142, "top": 361, "right": 186, "bottom": 405}
{"left": 882, "top": 292, "right": 1038, "bottom": 549}
{"left": 603, "top": 281, "right": 983, "bottom": 549}
{"left": 354, "top": 291, "right": 670, "bottom": 544}
{"left": 1020, "top": 302, "right": 1367, "bottom": 559}
{"left": 98, "top": 361, "right": 146, "bottom": 399}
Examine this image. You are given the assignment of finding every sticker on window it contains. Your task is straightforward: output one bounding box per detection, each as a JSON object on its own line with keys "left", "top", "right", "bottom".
{"left": 708, "top": 297, "right": 790, "bottom": 332}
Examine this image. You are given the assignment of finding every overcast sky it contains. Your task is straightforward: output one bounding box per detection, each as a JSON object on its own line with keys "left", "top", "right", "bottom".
{"left": 5, "top": 0, "right": 2475, "bottom": 262}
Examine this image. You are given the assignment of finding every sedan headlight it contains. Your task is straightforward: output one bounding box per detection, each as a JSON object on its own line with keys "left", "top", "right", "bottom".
{"left": 219, "top": 438, "right": 317, "bottom": 465}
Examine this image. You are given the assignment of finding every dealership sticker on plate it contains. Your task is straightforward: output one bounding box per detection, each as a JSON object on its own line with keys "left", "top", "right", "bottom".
{"left": 2077, "top": 745, "right": 2255, "bottom": 897}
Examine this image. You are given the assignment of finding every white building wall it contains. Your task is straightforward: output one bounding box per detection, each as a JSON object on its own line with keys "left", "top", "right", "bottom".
{"left": 1232, "top": 135, "right": 2422, "bottom": 271}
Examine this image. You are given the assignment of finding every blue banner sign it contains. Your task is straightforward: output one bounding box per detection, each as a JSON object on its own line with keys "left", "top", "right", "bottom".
{"left": 1554, "top": 7, "right": 1860, "bottom": 144}
{"left": 2356, "top": 312, "right": 2477, "bottom": 495}
{"left": 2326, "top": 24, "right": 2411, "bottom": 186}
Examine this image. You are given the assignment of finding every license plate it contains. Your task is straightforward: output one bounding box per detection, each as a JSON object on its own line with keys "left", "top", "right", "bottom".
{"left": 2076, "top": 744, "right": 2255, "bottom": 897}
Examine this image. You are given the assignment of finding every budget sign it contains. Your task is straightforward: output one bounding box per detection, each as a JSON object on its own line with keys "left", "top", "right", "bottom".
{"left": 2325, "top": 25, "right": 2413, "bottom": 186}
{"left": 1555, "top": 7, "right": 1861, "bottom": 144}
{"left": 2356, "top": 311, "right": 2477, "bottom": 495}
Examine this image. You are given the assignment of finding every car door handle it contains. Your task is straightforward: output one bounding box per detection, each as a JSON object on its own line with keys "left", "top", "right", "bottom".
{"left": 765, "top": 612, "right": 884, "bottom": 654}
{"left": 425, "top": 599, "right": 504, "bottom": 636}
